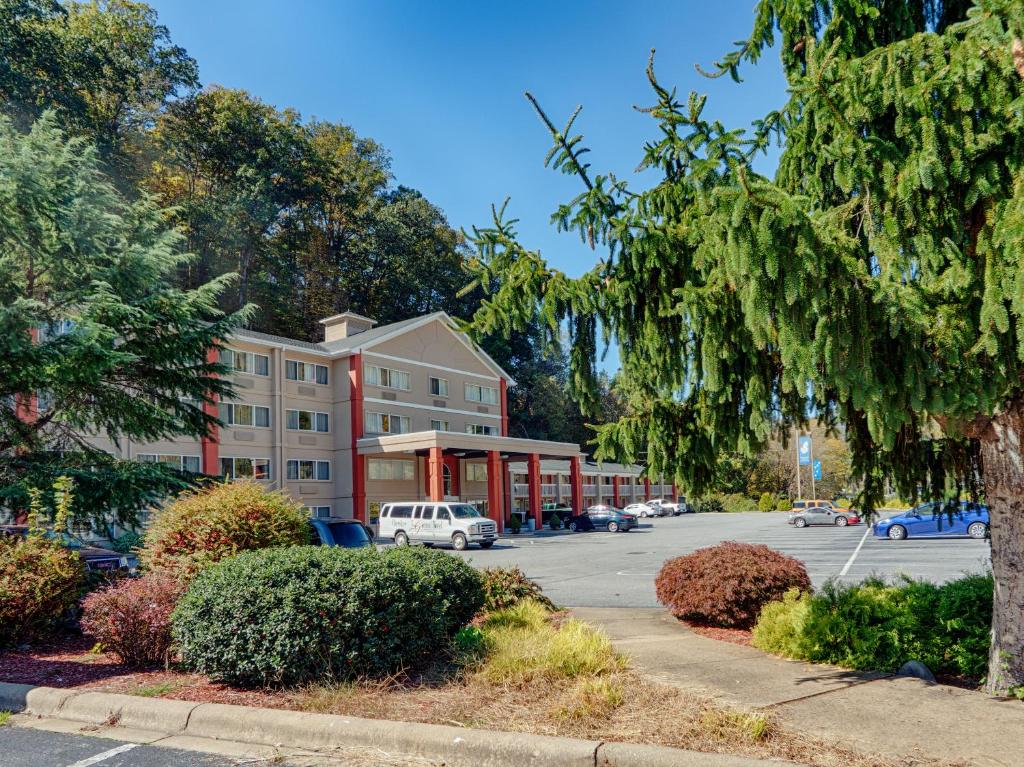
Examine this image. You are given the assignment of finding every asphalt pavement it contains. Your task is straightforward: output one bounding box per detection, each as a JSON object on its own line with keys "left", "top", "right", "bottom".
{"left": 449, "top": 511, "right": 992, "bottom": 607}
{"left": 0, "top": 728, "right": 232, "bottom": 767}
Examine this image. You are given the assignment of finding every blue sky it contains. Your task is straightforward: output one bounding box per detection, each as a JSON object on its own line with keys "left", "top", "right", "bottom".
{"left": 148, "top": 1, "right": 787, "bottom": 367}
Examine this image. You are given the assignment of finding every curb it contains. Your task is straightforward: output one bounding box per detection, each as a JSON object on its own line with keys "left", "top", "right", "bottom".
{"left": 0, "top": 682, "right": 788, "bottom": 767}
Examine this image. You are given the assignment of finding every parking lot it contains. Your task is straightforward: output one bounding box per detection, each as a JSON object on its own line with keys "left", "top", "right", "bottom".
{"left": 449, "top": 512, "right": 992, "bottom": 608}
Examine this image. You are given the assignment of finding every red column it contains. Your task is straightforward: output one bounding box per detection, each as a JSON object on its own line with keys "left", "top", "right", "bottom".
{"left": 644, "top": 477, "right": 651, "bottom": 501}
{"left": 487, "top": 451, "right": 503, "bottom": 532}
{"left": 200, "top": 346, "right": 220, "bottom": 475}
{"left": 527, "top": 453, "right": 542, "bottom": 529}
{"left": 612, "top": 476, "right": 621, "bottom": 508}
{"left": 499, "top": 379, "right": 509, "bottom": 436}
{"left": 569, "top": 455, "right": 583, "bottom": 514}
{"left": 349, "top": 354, "right": 366, "bottom": 522}
{"left": 428, "top": 446, "right": 445, "bottom": 501}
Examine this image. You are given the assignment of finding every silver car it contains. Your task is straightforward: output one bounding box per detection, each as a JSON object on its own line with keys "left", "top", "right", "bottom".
{"left": 625, "top": 502, "right": 662, "bottom": 518}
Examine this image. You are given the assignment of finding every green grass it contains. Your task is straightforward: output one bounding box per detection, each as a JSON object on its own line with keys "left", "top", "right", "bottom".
{"left": 0, "top": 711, "right": 11, "bottom": 727}
{"left": 476, "top": 599, "right": 627, "bottom": 686}
{"left": 130, "top": 682, "right": 180, "bottom": 698}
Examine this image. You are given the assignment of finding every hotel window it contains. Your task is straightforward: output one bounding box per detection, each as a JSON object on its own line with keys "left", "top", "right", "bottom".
{"left": 367, "top": 459, "right": 415, "bottom": 481}
{"left": 307, "top": 505, "right": 332, "bottom": 519}
{"left": 286, "top": 409, "right": 329, "bottom": 432}
{"left": 221, "top": 349, "right": 269, "bottom": 377}
{"left": 364, "top": 364, "right": 411, "bottom": 391}
{"left": 220, "top": 457, "right": 270, "bottom": 480}
{"left": 466, "top": 463, "right": 488, "bottom": 482}
{"left": 430, "top": 419, "right": 449, "bottom": 432}
{"left": 429, "top": 377, "right": 448, "bottom": 397}
{"left": 464, "top": 383, "right": 499, "bottom": 405}
{"left": 365, "top": 411, "right": 412, "bottom": 434}
{"left": 138, "top": 454, "right": 201, "bottom": 473}
{"left": 465, "top": 423, "right": 498, "bottom": 436}
{"left": 287, "top": 459, "right": 331, "bottom": 481}
{"left": 219, "top": 402, "right": 270, "bottom": 428}
{"left": 286, "top": 359, "right": 329, "bottom": 385}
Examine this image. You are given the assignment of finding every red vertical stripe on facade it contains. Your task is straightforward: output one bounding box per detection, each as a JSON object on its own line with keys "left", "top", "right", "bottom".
{"left": 350, "top": 353, "right": 366, "bottom": 522}
{"left": 200, "top": 346, "right": 219, "bottom": 475}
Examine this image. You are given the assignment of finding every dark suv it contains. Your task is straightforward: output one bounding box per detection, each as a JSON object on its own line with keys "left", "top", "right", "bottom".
{"left": 307, "top": 518, "right": 376, "bottom": 548}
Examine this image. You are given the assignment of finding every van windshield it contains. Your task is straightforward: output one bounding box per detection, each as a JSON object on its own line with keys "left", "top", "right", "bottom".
{"left": 449, "top": 504, "right": 483, "bottom": 519}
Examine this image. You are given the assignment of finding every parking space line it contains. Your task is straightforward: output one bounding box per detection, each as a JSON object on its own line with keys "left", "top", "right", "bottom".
{"left": 65, "top": 744, "right": 138, "bottom": 767}
{"left": 839, "top": 526, "right": 871, "bottom": 577}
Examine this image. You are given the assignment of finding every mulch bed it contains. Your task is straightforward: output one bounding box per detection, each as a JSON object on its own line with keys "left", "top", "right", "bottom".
{"left": 683, "top": 621, "right": 754, "bottom": 647}
{"left": 0, "top": 633, "right": 297, "bottom": 708}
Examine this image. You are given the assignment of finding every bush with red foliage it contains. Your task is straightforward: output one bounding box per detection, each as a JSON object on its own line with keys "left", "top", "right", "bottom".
{"left": 655, "top": 542, "right": 810, "bottom": 628}
{"left": 81, "top": 574, "right": 184, "bottom": 666}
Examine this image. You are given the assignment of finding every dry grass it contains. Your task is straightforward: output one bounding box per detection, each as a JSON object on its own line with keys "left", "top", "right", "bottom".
{"left": 293, "top": 601, "right": 962, "bottom": 767}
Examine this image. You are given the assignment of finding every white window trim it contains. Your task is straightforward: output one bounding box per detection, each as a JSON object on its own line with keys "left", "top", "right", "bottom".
{"left": 367, "top": 458, "right": 416, "bottom": 481}
{"left": 430, "top": 419, "right": 450, "bottom": 432}
{"left": 307, "top": 505, "right": 332, "bottom": 519}
{"left": 429, "top": 376, "right": 449, "bottom": 398}
{"left": 220, "top": 401, "right": 271, "bottom": 429}
{"left": 465, "top": 423, "right": 498, "bottom": 436}
{"left": 224, "top": 349, "right": 270, "bottom": 377}
{"left": 464, "top": 382, "right": 499, "bottom": 405}
{"left": 220, "top": 456, "right": 271, "bottom": 480}
{"left": 364, "top": 364, "right": 412, "bottom": 391}
{"left": 137, "top": 454, "right": 201, "bottom": 472}
{"left": 365, "top": 411, "right": 413, "bottom": 435}
{"left": 466, "top": 463, "right": 488, "bottom": 482}
{"left": 286, "top": 458, "right": 332, "bottom": 481}
{"left": 286, "top": 409, "right": 330, "bottom": 433}
{"left": 286, "top": 359, "right": 330, "bottom": 385}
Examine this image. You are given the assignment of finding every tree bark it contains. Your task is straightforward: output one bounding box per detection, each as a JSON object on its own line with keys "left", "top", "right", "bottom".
{"left": 979, "top": 397, "right": 1024, "bottom": 694}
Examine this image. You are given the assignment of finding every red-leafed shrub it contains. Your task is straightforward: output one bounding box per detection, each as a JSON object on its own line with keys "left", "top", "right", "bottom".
{"left": 0, "top": 535, "right": 85, "bottom": 646}
{"left": 655, "top": 542, "right": 811, "bottom": 628}
{"left": 81, "top": 574, "right": 184, "bottom": 666}
{"left": 141, "top": 480, "right": 309, "bottom": 579}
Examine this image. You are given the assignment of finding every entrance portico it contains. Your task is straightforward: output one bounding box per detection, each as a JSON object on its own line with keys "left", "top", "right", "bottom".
{"left": 356, "top": 430, "right": 583, "bottom": 531}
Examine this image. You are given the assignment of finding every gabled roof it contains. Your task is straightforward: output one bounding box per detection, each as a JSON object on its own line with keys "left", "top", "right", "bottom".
{"left": 322, "top": 311, "right": 516, "bottom": 385}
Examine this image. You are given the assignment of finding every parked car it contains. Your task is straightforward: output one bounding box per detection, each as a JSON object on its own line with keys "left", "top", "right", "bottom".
{"left": 647, "top": 498, "right": 679, "bottom": 515}
{"left": 0, "top": 525, "right": 132, "bottom": 572}
{"left": 564, "top": 512, "right": 596, "bottom": 532}
{"left": 790, "top": 499, "right": 849, "bottom": 512}
{"left": 872, "top": 501, "right": 989, "bottom": 540}
{"left": 625, "top": 502, "right": 661, "bottom": 518}
{"left": 378, "top": 501, "right": 498, "bottom": 550}
{"left": 308, "top": 518, "right": 375, "bottom": 548}
{"left": 787, "top": 506, "right": 862, "bottom": 528}
{"left": 584, "top": 505, "right": 638, "bottom": 532}
{"left": 677, "top": 499, "right": 696, "bottom": 514}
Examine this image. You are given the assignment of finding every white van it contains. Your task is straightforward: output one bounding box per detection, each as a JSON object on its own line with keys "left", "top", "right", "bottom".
{"left": 378, "top": 501, "right": 498, "bottom": 551}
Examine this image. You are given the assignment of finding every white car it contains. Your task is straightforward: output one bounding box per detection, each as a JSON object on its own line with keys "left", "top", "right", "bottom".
{"left": 625, "top": 502, "right": 661, "bottom": 518}
{"left": 646, "top": 498, "right": 678, "bottom": 515}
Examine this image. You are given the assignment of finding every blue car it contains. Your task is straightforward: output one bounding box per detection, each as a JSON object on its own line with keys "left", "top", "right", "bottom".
{"left": 872, "top": 501, "right": 989, "bottom": 541}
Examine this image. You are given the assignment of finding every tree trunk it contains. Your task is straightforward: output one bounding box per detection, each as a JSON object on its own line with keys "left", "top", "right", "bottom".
{"left": 979, "top": 398, "right": 1024, "bottom": 694}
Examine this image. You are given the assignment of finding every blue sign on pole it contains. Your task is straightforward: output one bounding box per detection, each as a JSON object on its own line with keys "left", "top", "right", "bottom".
{"left": 813, "top": 459, "right": 822, "bottom": 482}
{"left": 798, "top": 436, "right": 812, "bottom": 466}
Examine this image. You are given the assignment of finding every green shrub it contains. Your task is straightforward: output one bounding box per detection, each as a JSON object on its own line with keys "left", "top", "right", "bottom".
{"left": 110, "top": 531, "right": 143, "bottom": 554}
{"left": 776, "top": 498, "right": 792, "bottom": 511}
{"left": 508, "top": 515, "right": 522, "bottom": 534}
{"left": 757, "top": 493, "right": 775, "bottom": 513}
{"left": 655, "top": 542, "right": 811, "bottom": 628}
{"left": 480, "top": 566, "right": 555, "bottom": 613}
{"left": 695, "top": 497, "right": 724, "bottom": 514}
{"left": 550, "top": 512, "right": 562, "bottom": 530}
{"left": 142, "top": 480, "right": 309, "bottom": 579}
{"left": 935, "top": 574, "right": 992, "bottom": 678}
{"left": 752, "top": 574, "right": 992, "bottom": 679}
{"left": 751, "top": 588, "right": 811, "bottom": 656}
{"left": 719, "top": 493, "right": 754, "bottom": 513}
{"left": 172, "top": 546, "right": 484, "bottom": 687}
{"left": 0, "top": 535, "right": 85, "bottom": 646}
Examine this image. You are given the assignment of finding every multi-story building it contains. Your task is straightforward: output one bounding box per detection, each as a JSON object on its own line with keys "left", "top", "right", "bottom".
{"left": 84, "top": 311, "right": 674, "bottom": 530}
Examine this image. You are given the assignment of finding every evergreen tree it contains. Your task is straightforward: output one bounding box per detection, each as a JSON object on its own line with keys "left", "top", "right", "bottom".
{"left": 466, "top": 0, "right": 1024, "bottom": 691}
{"left": 0, "top": 113, "right": 245, "bottom": 528}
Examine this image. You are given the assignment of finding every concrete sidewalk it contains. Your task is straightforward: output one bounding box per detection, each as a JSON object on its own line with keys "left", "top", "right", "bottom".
{"left": 573, "top": 608, "right": 1024, "bottom": 767}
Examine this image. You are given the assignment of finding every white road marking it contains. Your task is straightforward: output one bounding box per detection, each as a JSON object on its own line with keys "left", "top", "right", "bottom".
{"left": 839, "top": 526, "right": 872, "bottom": 577}
{"left": 65, "top": 744, "right": 138, "bottom": 767}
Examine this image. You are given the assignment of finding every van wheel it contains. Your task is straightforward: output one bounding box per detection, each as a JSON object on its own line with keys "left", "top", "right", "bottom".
{"left": 452, "top": 533, "right": 468, "bottom": 551}
{"left": 394, "top": 531, "right": 409, "bottom": 547}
